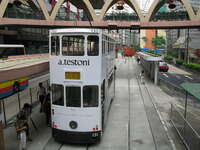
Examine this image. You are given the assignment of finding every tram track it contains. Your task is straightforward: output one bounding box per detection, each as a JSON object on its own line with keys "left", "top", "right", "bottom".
{"left": 135, "top": 65, "right": 158, "bottom": 150}
{"left": 43, "top": 138, "right": 90, "bottom": 150}
{"left": 133, "top": 58, "right": 173, "bottom": 150}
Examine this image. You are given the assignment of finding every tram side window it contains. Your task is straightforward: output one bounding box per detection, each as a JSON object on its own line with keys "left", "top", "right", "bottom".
{"left": 52, "top": 84, "right": 64, "bottom": 106}
{"left": 83, "top": 86, "right": 98, "bottom": 107}
{"left": 51, "top": 36, "right": 60, "bottom": 56}
{"left": 87, "top": 36, "right": 99, "bottom": 56}
{"left": 66, "top": 87, "right": 81, "bottom": 107}
{"left": 62, "top": 36, "right": 84, "bottom": 56}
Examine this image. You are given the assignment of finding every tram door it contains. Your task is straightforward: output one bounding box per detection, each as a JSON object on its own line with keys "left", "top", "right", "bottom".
{"left": 101, "top": 80, "right": 105, "bottom": 130}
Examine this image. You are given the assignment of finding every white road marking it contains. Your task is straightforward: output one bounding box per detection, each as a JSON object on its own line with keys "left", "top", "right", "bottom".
{"left": 175, "top": 75, "right": 181, "bottom": 79}
{"left": 185, "top": 75, "right": 193, "bottom": 80}
{"left": 163, "top": 73, "right": 168, "bottom": 78}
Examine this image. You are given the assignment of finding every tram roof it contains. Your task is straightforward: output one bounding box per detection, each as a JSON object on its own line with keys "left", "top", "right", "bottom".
{"left": 50, "top": 28, "right": 103, "bottom": 35}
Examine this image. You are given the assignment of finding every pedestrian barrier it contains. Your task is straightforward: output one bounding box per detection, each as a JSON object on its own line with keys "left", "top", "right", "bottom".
{"left": 170, "top": 104, "right": 200, "bottom": 150}
{"left": 1, "top": 79, "right": 49, "bottom": 127}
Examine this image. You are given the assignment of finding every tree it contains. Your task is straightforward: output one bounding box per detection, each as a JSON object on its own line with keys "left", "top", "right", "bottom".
{"left": 142, "top": 36, "right": 148, "bottom": 42}
{"left": 133, "top": 44, "right": 140, "bottom": 51}
{"left": 152, "top": 36, "right": 165, "bottom": 49}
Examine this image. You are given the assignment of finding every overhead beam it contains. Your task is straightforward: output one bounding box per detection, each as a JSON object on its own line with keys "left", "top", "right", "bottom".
{"left": 0, "top": 18, "right": 200, "bottom": 29}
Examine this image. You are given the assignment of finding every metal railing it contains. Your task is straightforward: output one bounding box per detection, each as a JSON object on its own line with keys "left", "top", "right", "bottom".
{"left": 158, "top": 77, "right": 200, "bottom": 108}
{"left": 153, "top": 11, "right": 189, "bottom": 21}
{"left": 170, "top": 104, "right": 200, "bottom": 150}
{"left": 4, "top": 8, "right": 44, "bottom": 20}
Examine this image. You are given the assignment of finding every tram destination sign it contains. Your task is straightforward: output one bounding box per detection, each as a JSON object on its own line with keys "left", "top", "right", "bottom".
{"left": 65, "top": 72, "right": 80, "bottom": 80}
{"left": 58, "top": 59, "right": 90, "bottom": 66}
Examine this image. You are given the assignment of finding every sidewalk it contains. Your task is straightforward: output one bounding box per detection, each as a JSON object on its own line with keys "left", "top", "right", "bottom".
{"left": 3, "top": 57, "right": 186, "bottom": 150}
{"left": 4, "top": 105, "right": 51, "bottom": 150}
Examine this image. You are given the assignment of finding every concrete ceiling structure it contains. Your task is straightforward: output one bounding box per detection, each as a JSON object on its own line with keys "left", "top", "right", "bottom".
{"left": 0, "top": 0, "right": 200, "bottom": 28}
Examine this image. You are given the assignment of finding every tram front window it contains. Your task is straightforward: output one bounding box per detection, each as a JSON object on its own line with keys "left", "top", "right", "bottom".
{"left": 51, "top": 36, "right": 60, "bottom": 56}
{"left": 62, "top": 36, "right": 84, "bottom": 56}
{"left": 66, "top": 87, "right": 81, "bottom": 107}
{"left": 87, "top": 36, "right": 99, "bottom": 56}
{"left": 52, "top": 84, "right": 64, "bottom": 106}
{"left": 83, "top": 86, "right": 98, "bottom": 107}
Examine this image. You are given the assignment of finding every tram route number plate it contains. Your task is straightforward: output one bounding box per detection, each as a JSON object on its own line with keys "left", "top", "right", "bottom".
{"left": 65, "top": 72, "right": 80, "bottom": 80}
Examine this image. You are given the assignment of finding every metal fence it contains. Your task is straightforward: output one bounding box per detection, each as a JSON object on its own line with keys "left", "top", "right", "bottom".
{"left": 159, "top": 77, "right": 200, "bottom": 109}
{"left": 170, "top": 104, "right": 200, "bottom": 150}
{"left": 1, "top": 79, "right": 49, "bottom": 126}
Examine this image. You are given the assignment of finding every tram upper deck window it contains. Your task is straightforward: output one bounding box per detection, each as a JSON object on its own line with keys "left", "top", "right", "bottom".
{"left": 52, "top": 84, "right": 64, "bottom": 106}
{"left": 62, "top": 36, "right": 84, "bottom": 56}
{"left": 87, "top": 36, "right": 99, "bottom": 56}
{"left": 83, "top": 86, "right": 98, "bottom": 107}
{"left": 66, "top": 87, "right": 81, "bottom": 107}
{"left": 51, "top": 36, "right": 60, "bottom": 55}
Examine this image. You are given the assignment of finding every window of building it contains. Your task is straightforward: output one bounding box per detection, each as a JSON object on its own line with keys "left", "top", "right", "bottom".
{"left": 87, "top": 36, "right": 99, "bottom": 56}
{"left": 66, "top": 86, "right": 81, "bottom": 107}
{"left": 62, "top": 36, "right": 84, "bottom": 56}
{"left": 83, "top": 86, "right": 98, "bottom": 107}
{"left": 51, "top": 36, "right": 60, "bottom": 55}
{"left": 52, "top": 84, "right": 64, "bottom": 106}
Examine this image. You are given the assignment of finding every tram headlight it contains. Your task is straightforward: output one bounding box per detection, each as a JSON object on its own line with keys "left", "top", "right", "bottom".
{"left": 69, "top": 121, "right": 78, "bottom": 129}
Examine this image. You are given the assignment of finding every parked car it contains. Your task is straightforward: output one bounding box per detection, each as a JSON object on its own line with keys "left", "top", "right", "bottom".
{"left": 159, "top": 61, "right": 169, "bottom": 72}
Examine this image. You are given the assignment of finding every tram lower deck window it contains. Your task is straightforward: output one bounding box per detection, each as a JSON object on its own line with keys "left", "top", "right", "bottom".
{"left": 66, "top": 87, "right": 81, "bottom": 107}
{"left": 52, "top": 84, "right": 64, "bottom": 106}
{"left": 83, "top": 86, "right": 98, "bottom": 107}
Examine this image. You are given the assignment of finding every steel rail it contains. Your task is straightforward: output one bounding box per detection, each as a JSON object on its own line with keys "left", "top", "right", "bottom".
{"left": 133, "top": 59, "right": 158, "bottom": 150}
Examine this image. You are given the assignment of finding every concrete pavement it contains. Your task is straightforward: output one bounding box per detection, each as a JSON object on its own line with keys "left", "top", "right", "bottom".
{"left": 2, "top": 57, "right": 185, "bottom": 150}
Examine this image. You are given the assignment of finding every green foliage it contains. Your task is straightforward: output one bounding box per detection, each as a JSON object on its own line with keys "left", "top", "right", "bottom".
{"left": 183, "top": 63, "right": 200, "bottom": 71}
{"left": 142, "top": 37, "right": 148, "bottom": 42}
{"left": 164, "top": 55, "right": 173, "bottom": 61}
{"left": 133, "top": 44, "right": 141, "bottom": 51}
{"left": 168, "top": 49, "right": 178, "bottom": 57}
{"left": 146, "top": 50, "right": 161, "bottom": 57}
{"left": 152, "top": 36, "right": 165, "bottom": 49}
{"left": 176, "top": 59, "right": 184, "bottom": 65}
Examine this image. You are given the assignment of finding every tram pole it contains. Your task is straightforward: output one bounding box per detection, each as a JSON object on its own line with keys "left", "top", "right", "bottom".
{"left": 2, "top": 100, "right": 6, "bottom": 126}
{"left": 154, "top": 61, "right": 158, "bottom": 85}
{"left": 17, "top": 91, "right": 21, "bottom": 111}
{"left": 0, "top": 120, "right": 5, "bottom": 150}
{"left": 29, "top": 88, "right": 33, "bottom": 106}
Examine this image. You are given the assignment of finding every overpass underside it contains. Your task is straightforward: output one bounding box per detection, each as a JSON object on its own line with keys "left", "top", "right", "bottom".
{"left": 0, "top": 0, "right": 200, "bottom": 29}
{"left": 0, "top": 18, "right": 200, "bottom": 29}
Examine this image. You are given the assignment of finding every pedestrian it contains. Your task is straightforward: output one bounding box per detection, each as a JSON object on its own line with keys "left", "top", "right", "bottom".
{"left": 16, "top": 103, "right": 32, "bottom": 141}
{"left": 43, "top": 90, "right": 51, "bottom": 126}
{"left": 140, "top": 70, "right": 145, "bottom": 84}
{"left": 137, "top": 56, "right": 140, "bottom": 64}
{"left": 37, "top": 82, "right": 46, "bottom": 113}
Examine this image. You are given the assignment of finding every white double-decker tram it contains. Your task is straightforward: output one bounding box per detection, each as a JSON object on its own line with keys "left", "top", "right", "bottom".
{"left": 49, "top": 28, "right": 116, "bottom": 143}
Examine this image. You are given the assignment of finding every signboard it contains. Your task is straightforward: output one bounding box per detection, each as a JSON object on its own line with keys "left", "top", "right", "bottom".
{"left": 65, "top": 72, "right": 80, "bottom": 80}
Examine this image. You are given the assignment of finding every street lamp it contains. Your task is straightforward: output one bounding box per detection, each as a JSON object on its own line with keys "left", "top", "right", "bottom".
{"left": 165, "top": 0, "right": 176, "bottom": 9}
{"left": 116, "top": 0, "right": 125, "bottom": 10}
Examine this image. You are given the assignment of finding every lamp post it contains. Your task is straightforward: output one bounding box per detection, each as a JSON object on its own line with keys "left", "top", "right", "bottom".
{"left": 164, "top": 0, "right": 176, "bottom": 9}
{"left": 116, "top": 0, "right": 125, "bottom": 10}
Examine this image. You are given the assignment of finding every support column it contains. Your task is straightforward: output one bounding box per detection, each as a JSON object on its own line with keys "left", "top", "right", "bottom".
{"left": 0, "top": 101, "right": 5, "bottom": 150}
{"left": 0, "top": 120, "right": 5, "bottom": 150}
{"left": 154, "top": 61, "right": 158, "bottom": 85}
